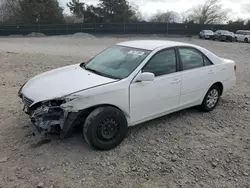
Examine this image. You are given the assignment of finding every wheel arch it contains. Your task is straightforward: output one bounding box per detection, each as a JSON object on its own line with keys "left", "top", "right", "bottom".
{"left": 75, "top": 104, "right": 130, "bottom": 125}
{"left": 211, "top": 82, "right": 223, "bottom": 96}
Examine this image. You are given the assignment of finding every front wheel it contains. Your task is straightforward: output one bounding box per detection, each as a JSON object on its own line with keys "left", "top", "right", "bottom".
{"left": 200, "top": 85, "right": 220, "bottom": 112}
{"left": 83, "top": 106, "right": 128, "bottom": 150}
{"left": 244, "top": 38, "right": 249, "bottom": 43}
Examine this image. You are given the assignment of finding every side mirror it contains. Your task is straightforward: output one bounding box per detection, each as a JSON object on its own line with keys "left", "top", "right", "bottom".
{"left": 136, "top": 72, "right": 155, "bottom": 82}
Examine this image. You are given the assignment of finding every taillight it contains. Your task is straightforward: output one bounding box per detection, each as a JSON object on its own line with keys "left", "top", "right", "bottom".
{"left": 234, "top": 65, "right": 236, "bottom": 72}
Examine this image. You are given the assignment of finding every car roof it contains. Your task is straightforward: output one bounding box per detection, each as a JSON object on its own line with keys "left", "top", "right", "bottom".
{"left": 117, "top": 40, "right": 196, "bottom": 51}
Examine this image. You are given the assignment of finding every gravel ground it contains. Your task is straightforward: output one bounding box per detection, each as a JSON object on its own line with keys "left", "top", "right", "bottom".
{"left": 0, "top": 35, "right": 250, "bottom": 188}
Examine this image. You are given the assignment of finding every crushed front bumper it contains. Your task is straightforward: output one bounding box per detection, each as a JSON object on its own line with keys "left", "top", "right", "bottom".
{"left": 30, "top": 105, "right": 64, "bottom": 134}
{"left": 23, "top": 103, "right": 79, "bottom": 139}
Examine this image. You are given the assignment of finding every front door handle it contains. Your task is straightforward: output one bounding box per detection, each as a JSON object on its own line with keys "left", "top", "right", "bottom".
{"left": 171, "top": 79, "right": 181, "bottom": 84}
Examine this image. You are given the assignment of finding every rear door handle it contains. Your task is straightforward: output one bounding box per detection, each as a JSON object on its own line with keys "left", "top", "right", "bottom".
{"left": 208, "top": 70, "right": 214, "bottom": 74}
{"left": 171, "top": 79, "right": 181, "bottom": 84}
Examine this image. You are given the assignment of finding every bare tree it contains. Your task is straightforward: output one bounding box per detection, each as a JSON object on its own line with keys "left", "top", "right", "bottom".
{"left": 185, "top": 0, "right": 228, "bottom": 24}
{"left": 0, "top": 0, "right": 19, "bottom": 23}
{"left": 150, "top": 11, "right": 180, "bottom": 23}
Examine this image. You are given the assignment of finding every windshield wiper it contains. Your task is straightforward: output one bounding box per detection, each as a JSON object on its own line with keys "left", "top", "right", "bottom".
{"left": 84, "top": 67, "right": 119, "bottom": 80}
{"left": 80, "top": 63, "right": 119, "bottom": 79}
{"left": 85, "top": 67, "right": 103, "bottom": 75}
{"left": 80, "top": 62, "right": 86, "bottom": 68}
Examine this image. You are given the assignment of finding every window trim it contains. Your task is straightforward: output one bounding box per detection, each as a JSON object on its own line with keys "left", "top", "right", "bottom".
{"left": 141, "top": 47, "right": 180, "bottom": 77}
{"left": 176, "top": 46, "right": 214, "bottom": 71}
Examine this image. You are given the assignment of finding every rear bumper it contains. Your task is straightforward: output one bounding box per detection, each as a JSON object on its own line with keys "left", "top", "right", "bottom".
{"left": 223, "top": 77, "right": 236, "bottom": 94}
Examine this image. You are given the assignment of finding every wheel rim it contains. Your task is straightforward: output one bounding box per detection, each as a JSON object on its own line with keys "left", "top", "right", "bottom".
{"left": 97, "top": 118, "right": 119, "bottom": 141}
{"left": 206, "top": 89, "right": 219, "bottom": 109}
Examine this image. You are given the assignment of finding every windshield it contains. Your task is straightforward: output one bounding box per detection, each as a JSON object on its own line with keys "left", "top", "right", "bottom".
{"left": 83, "top": 45, "right": 151, "bottom": 79}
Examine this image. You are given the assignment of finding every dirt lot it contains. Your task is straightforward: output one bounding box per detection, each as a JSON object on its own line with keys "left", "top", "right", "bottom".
{"left": 0, "top": 35, "right": 250, "bottom": 188}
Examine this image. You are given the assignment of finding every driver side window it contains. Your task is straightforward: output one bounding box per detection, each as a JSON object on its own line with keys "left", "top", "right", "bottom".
{"left": 143, "top": 49, "right": 177, "bottom": 76}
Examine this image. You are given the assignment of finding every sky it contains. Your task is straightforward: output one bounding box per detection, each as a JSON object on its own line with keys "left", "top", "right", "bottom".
{"left": 60, "top": 0, "right": 250, "bottom": 21}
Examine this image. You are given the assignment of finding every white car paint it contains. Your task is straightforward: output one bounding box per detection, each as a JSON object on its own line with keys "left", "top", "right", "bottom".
{"left": 130, "top": 72, "right": 181, "bottom": 124}
{"left": 235, "top": 30, "right": 250, "bottom": 42}
{"left": 22, "top": 64, "right": 116, "bottom": 103}
{"left": 20, "top": 40, "right": 236, "bottom": 127}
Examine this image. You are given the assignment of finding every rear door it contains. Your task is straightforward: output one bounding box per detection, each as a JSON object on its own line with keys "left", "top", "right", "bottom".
{"left": 178, "top": 47, "right": 216, "bottom": 109}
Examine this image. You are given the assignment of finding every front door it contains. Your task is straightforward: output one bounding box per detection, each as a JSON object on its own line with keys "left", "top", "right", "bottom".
{"left": 130, "top": 48, "right": 181, "bottom": 125}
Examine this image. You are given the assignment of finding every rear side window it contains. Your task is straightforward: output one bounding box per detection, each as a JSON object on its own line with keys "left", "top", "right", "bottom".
{"left": 179, "top": 48, "right": 204, "bottom": 70}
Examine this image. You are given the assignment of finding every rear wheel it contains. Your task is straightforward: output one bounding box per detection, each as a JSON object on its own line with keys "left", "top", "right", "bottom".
{"left": 83, "top": 106, "right": 128, "bottom": 150}
{"left": 200, "top": 85, "right": 220, "bottom": 112}
{"left": 244, "top": 38, "right": 249, "bottom": 43}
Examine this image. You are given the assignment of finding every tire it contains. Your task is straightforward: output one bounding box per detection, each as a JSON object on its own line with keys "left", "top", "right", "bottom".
{"left": 244, "top": 38, "right": 249, "bottom": 43}
{"left": 200, "top": 85, "right": 221, "bottom": 112}
{"left": 83, "top": 106, "right": 128, "bottom": 150}
{"left": 235, "top": 37, "right": 237, "bottom": 42}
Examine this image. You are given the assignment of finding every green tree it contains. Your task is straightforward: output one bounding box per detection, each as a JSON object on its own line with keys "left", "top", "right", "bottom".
{"left": 66, "top": 0, "right": 138, "bottom": 23}
{"left": 18, "top": 0, "right": 64, "bottom": 24}
{"left": 98, "top": 0, "right": 137, "bottom": 22}
{"left": 67, "top": 0, "right": 85, "bottom": 18}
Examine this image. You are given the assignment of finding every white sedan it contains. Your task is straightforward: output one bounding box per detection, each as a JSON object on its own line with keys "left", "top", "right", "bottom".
{"left": 18, "top": 40, "right": 236, "bottom": 150}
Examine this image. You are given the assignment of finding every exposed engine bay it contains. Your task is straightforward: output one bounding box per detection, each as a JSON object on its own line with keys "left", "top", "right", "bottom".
{"left": 21, "top": 95, "right": 80, "bottom": 139}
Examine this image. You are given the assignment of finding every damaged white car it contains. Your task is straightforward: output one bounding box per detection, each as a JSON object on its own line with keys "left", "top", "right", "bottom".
{"left": 18, "top": 40, "right": 236, "bottom": 150}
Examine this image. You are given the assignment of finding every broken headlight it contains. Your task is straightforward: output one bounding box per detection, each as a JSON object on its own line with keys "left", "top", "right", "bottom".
{"left": 42, "top": 99, "right": 66, "bottom": 107}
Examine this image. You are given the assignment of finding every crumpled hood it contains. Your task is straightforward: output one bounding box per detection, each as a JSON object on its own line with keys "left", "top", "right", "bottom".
{"left": 21, "top": 64, "right": 116, "bottom": 103}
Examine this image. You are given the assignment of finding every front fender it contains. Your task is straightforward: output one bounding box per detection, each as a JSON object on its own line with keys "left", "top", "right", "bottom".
{"left": 61, "top": 90, "right": 130, "bottom": 123}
